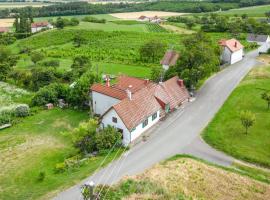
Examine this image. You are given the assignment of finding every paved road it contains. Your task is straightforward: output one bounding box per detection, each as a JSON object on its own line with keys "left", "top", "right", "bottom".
{"left": 54, "top": 50, "right": 261, "bottom": 200}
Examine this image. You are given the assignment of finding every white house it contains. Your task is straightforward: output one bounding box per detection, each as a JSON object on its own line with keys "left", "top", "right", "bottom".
{"left": 247, "top": 34, "right": 270, "bottom": 53}
{"left": 219, "top": 38, "right": 244, "bottom": 65}
{"left": 138, "top": 15, "right": 162, "bottom": 23}
{"left": 160, "top": 50, "right": 180, "bottom": 71}
{"left": 31, "top": 21, "right": 53, "bottom": 33}
{"left": 138, "top": 16, "right": 150, "bottom": 22}
{"left": 90, "top": 75, "right": 190, "bottom": 146}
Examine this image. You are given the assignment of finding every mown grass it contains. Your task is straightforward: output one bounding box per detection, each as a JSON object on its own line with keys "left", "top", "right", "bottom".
{"left": 203, "top": 66, "right": 270, "bottom": 168}
{"left": 0, "top": 108, "right": 123, "bottom": 200}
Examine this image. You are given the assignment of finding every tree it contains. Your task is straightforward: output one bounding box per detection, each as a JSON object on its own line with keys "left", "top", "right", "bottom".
{"left": 95, "top": 126, "right": 122, "bottom": 151}
{"left": 55, "top": 17, "right": 65, "bottom": 29}
{"left": 0, "top": 63, "right": 11, "bottom": 81}
{"left": 261, "top": 92, "right": 270, "bottom": 110}
{"left": 30, "top": 67, "right": 56, "bottom": 91}
{"left": 172, "top": 32, "right": 220, "bottom": 88}
{"left": 240, "top": 110, "right": 256, "bottom": 134}
{"left": 185, "top": 19, "right": 195, "bottom": 30}
{"left": 140, "top": 40, "right": 166, "bottom": 63}
{"left": 151, "top": 65, "right": 164, "bottom": 82}
{"left": 70, "top": 17, "right": 80, "bottom": 26}
{"left": 31, "top": 51, "right": 45, "bottom": 64}
{"left": 68, "top": 70, "right": 100, "bottom": 108}
{"left": 73, "top": 34, "right": 86, "bottom": 48}
{"left": 71, "top": 55, "right": 92, "bottom": 78}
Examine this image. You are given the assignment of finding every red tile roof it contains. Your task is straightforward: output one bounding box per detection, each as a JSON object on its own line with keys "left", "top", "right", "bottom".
{"left": 91, "top": 84, "right": 127, "bottom": 100}
{"left": 113, "top": 87, "right": 162, "bottom": 130}
{"left": 91, "top": 75, "right": 154, "bottom": 99}
{"left": 31, "top": 21, "right": 49, "bottom": 28}
{"left": 219, "top": 38, "right": 243, "bottom": 52}
{"left": 0, "top": 27, "right": 9, "bottom": 33}
{"left": 160, "top": 50, "right": 180, "bottom": 66}
{"left": 100, "top": 76, "right": 190, "bottom": 131}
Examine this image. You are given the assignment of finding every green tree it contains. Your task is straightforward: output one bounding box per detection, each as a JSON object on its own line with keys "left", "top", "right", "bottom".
{"left": 0, "top": 62, "right": 11, "bottom": 81}
{"left": 72, "top": 119, "right": 98, "bottom": 154}
{"left": 73, "top": 34, "right": 86, "bottom": 48}
{"left": 56, "top": 17, "right": 65, "bottom": 29}
{"left": 151, "top": 65, "right": 164, "bottom": 82}
{"left": 95, "top": 126, "right": 122, "bottom": 151}
{"left": 68, "top": 70, "right": 100, "bottom": 108}
{"left": 71, "top": 55, "right": 91, "bottom": 78}
{"left": 173, "top": 32, "right": 220, "bottom": 88}
{"left": 140, "top": 40, "right": 166, "bottom": 63}
{"left": 261, "top": 92, "right": 270, "bottom": 110}
{"left": 30, "top": 67, "right": 56, "bottom": 91}
{"left": 240, "top": 110, "right": 256, "bottom": 134}
{"left": 31, "top": 51, "right": 45, "bottom": 64}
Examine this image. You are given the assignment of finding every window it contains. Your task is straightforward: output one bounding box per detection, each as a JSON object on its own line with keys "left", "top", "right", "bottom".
{"left": 142, "top": 119, "right": 148, "bottom": 128}
{"left": 131, "top": 127, "right": 136, "bottom": 132}
{"left": 152, "top": 112, "right": 157, "bottom": 121}
{"left": 112, "top": 117, "right": 117, "bottom": 123}
{"left": 165, "top": 104, "right": 170, "bottom": 113}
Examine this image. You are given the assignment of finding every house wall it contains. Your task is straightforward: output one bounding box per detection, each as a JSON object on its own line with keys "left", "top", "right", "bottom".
{"left": 221, "top": 47, "right": 231, "bottom": 64}
{"left": 130, "top": 110, "right": 160, "bottom": 142}
{"left": 31, "top": 25, "right": 53, "bottom": 33}
{"left": 92, "top": 91, "right": 120, "bottom": 116}
{"left": 101, "top": 109, "right": 161, "bottom": 146}
{"left": 101, "top": 109, "right": 131, "bottom": 146}
{"left": 230, "top": 48, "right": 243, "bottom": 64}
{"left": 259, "top": 42, "right": 270, "bottom": 53}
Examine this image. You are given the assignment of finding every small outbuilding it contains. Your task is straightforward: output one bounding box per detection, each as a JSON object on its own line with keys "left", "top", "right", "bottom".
{"left": 219, "top": 38, "right": 244, "bottom": 65}
{"left": 247, "top": 34, "right": 270, "bottom": 53}
{"left": 160, "top": 50, "right": 180, "bottom": 70}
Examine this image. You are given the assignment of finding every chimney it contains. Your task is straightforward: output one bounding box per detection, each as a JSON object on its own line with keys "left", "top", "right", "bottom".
{"left": 145, "top": 79, "right": 149, "bottom": 85}
{"left": 235, "top": 41, "right": 237, "bottom": 47}
{"left": 105, "top": 75, "right": 110, "bottom": 87}
{"left": 177, "top": 79, "right": 184, "bottom": 87}
{"left": 126, "top": 85, "right": 132, "bottom": 100}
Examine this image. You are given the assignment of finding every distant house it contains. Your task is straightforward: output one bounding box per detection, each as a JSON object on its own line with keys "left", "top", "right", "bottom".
{"left": 90, "top": 75, "right": 190, "bottom": 146}
{"left": 247, "top": 34, "right": 270, "bottom": 53}
{"left": 219, "top": 38, "right": 244, "bottom": 65}
{"left": 31, "top": 21, "right": 53, "bottom": 33}
{"left": 0, "top": 27, "right": 10, "bottom": 34}
{"left": 160, "top": 50, "right": 180, "bottom": 70}
{"left": 138, "top": 16, "right": 150, "bottom": 22}
{"left": 138, "top": 15, "right": 163, "bottom": 23}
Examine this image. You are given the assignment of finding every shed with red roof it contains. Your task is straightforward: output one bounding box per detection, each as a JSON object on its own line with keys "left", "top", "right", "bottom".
{"left": 219, "top": 38, "right": 244, "bottom": 65}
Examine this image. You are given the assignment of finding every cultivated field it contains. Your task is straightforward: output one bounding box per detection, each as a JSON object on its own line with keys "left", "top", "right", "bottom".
{"left": 100, "top": 156, "right": 270, "bottom": 199}
{"left": 0, "top": 18, "right": 14, "bottom": 27}
{"left": 110, "top": 11, "right": 188, "bottom": 20}
{"left": 0, "top": 2, "right": 50, "bottom": 9}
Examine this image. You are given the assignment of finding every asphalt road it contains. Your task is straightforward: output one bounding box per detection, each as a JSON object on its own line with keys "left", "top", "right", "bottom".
{"left": 54, "top": 49, "right": 261, "bottom": 200}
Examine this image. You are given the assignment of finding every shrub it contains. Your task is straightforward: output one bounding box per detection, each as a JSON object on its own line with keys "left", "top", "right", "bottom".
{"left": 36, "top": 171, "right": 46, "bottom": 182}
{"left": 54, "top": 162, "right": 66, "bottom": 174}
{"left": 15, "top": 104, "right": 29, "bottom": 117}
{"left": 95, "top": 126, "right": 122, "bottom": 151}
{"left": 31, "top": 51, "right": 45, "bottom": 64}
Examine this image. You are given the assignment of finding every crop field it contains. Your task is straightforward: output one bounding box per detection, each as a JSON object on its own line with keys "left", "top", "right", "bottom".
{"left": 14, "top": 29, "right": 184, "bottom": 66}
{"left": 146, "top": 23, "right": 167, "bottom": 33}
{"left": 0, "top": 18, "right": 14, "bottom": 27}
{"left": 110, "top": 11, "right": 188, "bottom": 20}
{"left": 203, "top": 65, "right": 270, "bottom": 167}
{"left": 0, "top": 2, "right": 50, "bottom": 9}
{"left": 218, "top": 5, "right": 270, "bottom": 17}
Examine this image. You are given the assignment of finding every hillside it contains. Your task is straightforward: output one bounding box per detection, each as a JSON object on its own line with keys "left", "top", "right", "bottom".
{"left": 97, "top": 155, "right": 270, "bottom": 200}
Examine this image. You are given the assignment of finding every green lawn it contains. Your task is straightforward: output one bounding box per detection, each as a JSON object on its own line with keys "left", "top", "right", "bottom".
{"left": 203, "top": 66, "right": 270, "bottom": 167}
{"left": 218, "top": 5, "right": 270, "bottom": 17}
{"left": 0, "top": 108, "right": 122, "bottom": 200}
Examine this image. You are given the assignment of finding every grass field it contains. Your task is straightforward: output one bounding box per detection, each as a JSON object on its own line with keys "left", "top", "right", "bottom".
{"left": 0, "top": 2, "right": 50, "bottom": 9}
{"left": 218, "top": 5, "right": 270, "bottom": 17}
{"left": 0, "top": 108, "right": 123, "bottom": 200}
{"left": 203, "top": 65, "right": 270, "bottom": 167}
{"left": 99, "top": 155, "right": 270, "bottom": 199}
